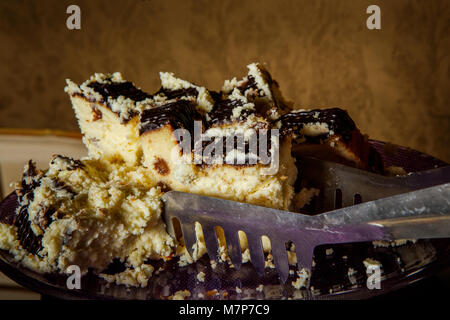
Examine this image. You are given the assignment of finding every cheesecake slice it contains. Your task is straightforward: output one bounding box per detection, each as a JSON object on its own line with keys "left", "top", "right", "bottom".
{"left": 192, "top": 88, "right": 296, "bottom": 211}
{"left": 139, "top": 99, "right": 202, "bottom": 191}
{"left": 222, "top": 62, "right": 293, "bottom": 120}
{"left": 138, "top": 64, "right": 298, "bottom": 210}
{"left": 65, "top": 72, "right": 153, "bottom": 166}
{"left": 278, "top": 108, "right": 371, "bottom": 170}
{"left": 155, "top": 71, "right": 216, "bottom": 114}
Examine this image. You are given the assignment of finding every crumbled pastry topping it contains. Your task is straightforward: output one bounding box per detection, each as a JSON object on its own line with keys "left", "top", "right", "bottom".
{"left": 158, "top": 72, "right": 215, "bottom": 114}
{"left": 222, "top": 63, "right": 291, "bottom": 119}
{"left": 292, "top": 268, "right": 311, "bottom": 289}
{"left": 100, "top": 264, "right": 154, "bottom": 288}
{"left": 196, "top": 271, "right": 206, "bottom": 282}
{"left": 5, "top": 156, "right": 175, "bottom": 277}
{"left": 170, "top": 289, "right": 191, "bottom": 300}
{"left": 278, "top": 107, "right": 356, "bottom": 142}
{"left": 372, "top": 239, "right": 416, "bottom": 248}
{"left": 65, "top": 72, "right": 153, "bottom": 124}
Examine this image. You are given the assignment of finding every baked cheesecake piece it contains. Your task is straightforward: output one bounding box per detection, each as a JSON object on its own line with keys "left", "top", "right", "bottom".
{"left": 1, "top": 155, "right": 174, "bottom": 281}
{"left": 191, "top": 88, "right": 297, "bottom": 211}
{"left": 155, "top": 71, "right": 216, "bottom": 114}
{"left": 65, "top": 72, "right": 153, "bottom": 166}
{"left": 222, "top": 62, "right": 293, "bottom": 120}
{"left": 139, "top": 63, "right": 298, "bottom": 210}
{"left": 139, "top": 99, "right": 202, "bottom": 191}
{"left": 138, "top": 63, "right": 298, "bottom": 210}
{"left": 278, "top": 108, "right": 371, "bottom": 170}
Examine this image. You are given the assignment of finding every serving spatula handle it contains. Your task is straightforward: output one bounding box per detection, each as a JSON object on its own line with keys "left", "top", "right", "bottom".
{"left": 313, "top": 183, "right": 450, "bottom": 245}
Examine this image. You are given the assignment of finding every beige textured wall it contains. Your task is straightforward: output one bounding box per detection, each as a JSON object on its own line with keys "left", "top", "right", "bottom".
{"left": 0, "top": 0, "right": 449, "bottom": 161}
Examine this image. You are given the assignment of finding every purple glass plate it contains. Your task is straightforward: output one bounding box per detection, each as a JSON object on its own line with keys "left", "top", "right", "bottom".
{"left": 0, "top": 140, "right": 449, "bottom": 300}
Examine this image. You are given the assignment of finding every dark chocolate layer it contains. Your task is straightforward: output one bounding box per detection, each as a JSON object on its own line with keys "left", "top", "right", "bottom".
{"left": 153, "top": 87, "right": 198, "bottom": 100}
{"left": 88, "top": 81, "right": 151, "bottom": 102}
{"left": 139, "top": 100, "right": 198, "bottom": 136}
{"left": 279, "top": 108, "right": 356, "bottom": 141}
{"left": 14, "top": 161, "right": 43, "bottom": 255}
{"left": 208, "top": 99, "right": 252, "bottom": 126}
{"left": 15, "top": 205, "right": 42, "bottom": 255}
{"left": 237, "top": 75, "right": 258, "bottom": 95}
{"left": 200, "top": 131, "right": 273, "bottom": 165}
{"left": 86, "top": 81, "right": 152, "bottom": 123}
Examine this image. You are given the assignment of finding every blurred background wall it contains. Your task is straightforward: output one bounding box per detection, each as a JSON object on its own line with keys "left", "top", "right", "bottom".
{"left": 0, "top": 0, "right": 449, "bottom": 161}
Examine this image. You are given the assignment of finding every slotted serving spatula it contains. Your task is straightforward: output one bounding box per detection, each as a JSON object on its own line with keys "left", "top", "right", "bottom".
{"left": 161, "top": 157, "right": 450, "bottom": 284}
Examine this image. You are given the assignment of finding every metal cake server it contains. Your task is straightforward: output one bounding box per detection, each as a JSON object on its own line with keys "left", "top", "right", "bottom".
{"left": 161, "top": 158, "right": 450, "bottom": 284}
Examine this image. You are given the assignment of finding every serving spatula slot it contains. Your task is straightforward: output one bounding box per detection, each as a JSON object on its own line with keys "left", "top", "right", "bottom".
{"left": 245, "top": 233, "right": 266, "bottom": 276}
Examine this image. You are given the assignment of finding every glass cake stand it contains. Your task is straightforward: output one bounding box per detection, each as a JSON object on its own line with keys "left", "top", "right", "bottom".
{"left": 0, "top": 140, "right": 449, "bottom": 300}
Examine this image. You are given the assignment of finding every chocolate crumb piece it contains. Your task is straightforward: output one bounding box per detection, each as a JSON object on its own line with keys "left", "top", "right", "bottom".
{"left": 153, "top": 158, "right": 170, "bottom": 176}
{"left": 209, "top": 90, "right": 222, "bottom": 103}
{"left": 85, "top": 81, "right": 152, "bottom": 123}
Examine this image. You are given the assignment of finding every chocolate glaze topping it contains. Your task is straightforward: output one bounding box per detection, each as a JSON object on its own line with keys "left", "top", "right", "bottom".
{"left": 86, "top": 81, "right": 152, "bottom": 122}
{"left": 279, "top": 108, "right": 356, "bottom": 141}
{"left": 153, "top": 87, "right": 198, "bottom": 100}
{"left": 208, "top": 99, "right": 252, "bottom": 126}
{"left": 88, "top": 81, "right": 151, "bottom": 102}
{"left": 209, "top": 90, "right": 222, "bottom": 103}
{"left": 237, "top": 75, "right": 258, "bottom": 95}
{"left": 139, "top": 100, "right": 198, "bottom": 136}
